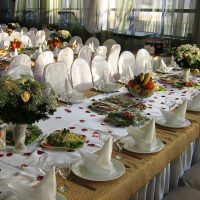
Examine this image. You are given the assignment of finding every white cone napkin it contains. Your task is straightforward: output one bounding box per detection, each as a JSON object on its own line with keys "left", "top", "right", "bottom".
{"left": 127, "top": 119, "right": 158, "bottom": 151}
{"left": 187, "top": 93, "right": 200, "bottom": 110}
{"left": 79, "top": 137, "right": 115, "bottom": 175}
{"left": 7, "top": 167, "right": 56, "bottom": 200}
{"left": 161, "top": 100, "right": 187, "bottom": 126}
{"left": 157, "top": 59, "right": 173, "bottom": 73}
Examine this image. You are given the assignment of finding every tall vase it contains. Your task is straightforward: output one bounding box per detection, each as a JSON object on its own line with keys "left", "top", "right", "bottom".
{"left": 183, "top": 68, "right": 190, "bottom": 82}
{"left": 12, "top": 124, "right": 27, "bottom": 153}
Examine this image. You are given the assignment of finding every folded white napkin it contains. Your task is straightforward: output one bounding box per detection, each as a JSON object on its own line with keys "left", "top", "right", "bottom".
{"left": 79, "top": 137, "right": 115, "bottom": 175}
{"left": 157, "top": 59, "right": 173, "bottom": 73}
{"left": 187, "top": 93, "right": 200, "bottom": 109}
{"left": 7, "top": 167, "right": 56, "bottom": 200}
{"left": 161, "top": 100, "right": 187, "bottom": 126}
{"left": 127, "top": 119, "right": 158, "bottom": 151}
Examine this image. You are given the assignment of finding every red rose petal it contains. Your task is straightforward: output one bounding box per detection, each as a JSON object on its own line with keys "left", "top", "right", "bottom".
{"left": 85, "top": 110, "right": 91, "bottom": 113}
{"left": 37, "top": 175, "right": 44, "bottom": 181}
{"left": 81, "top": 128, "right": 88, "bottom": 132}
{"left": 92, "top": 131, "right": 99, "bottom": 135}
{"left": 55, "top": 117, "right": 62, "bottom": 119}
{"left": 6, "top": 153, "right": 13, "bottom": 157}
{"left": 101, "top": 122, "right": 107, "bottom": 125}
{"left": 92, "top": 135, "right": 99, "bottom": 138}
{"left": 79, "top": 107, "right": 84, "bottom": 109}
{"left": 90, "top": 114, "right": 96, "bottom": 117}
{"left": 21, "top": 163, "right": 28, "bottom": 168}
{"left": 69, "top": 126, "right": 76, "bottom": 129}
{"left": 87, "top": 144, "right": 95, "bottom": 147}
{"left": 23, "top": 153, "right": 32, "bottom": 156}
{"left": 0, "top": 154, "right": 4, "bottom": 157}
{"left": 64, "top": 109, "right": 72, "bottom": 113}
{"left": 79, "top": 119, "right": 85, "bottom": 123}
{"left": 85, "top": 140, "right": 89, "bottom": 143}
{"left": 37, "top": 150, "right": 45, "bottom": 155}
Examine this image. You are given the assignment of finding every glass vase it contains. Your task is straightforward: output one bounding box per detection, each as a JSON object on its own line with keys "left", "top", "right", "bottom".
{"left": 12, "top": 124, "right": 27, "bottom": 153}
{"left": 183, "top": 68, "right": 190, "bottom": 82}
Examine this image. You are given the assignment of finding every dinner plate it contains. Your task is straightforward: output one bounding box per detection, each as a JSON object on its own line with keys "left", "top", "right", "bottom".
{"left": 95, "top": 83, "right": 119, "bottom": 93}
{"left": 155, "top": 68, "right": 173, "bottom": 74}
{"left": 72, "top": 159, "right": 125, "bottom": 181}
{"left": 59, "top": 93, "right": 86, "bottom": 104}
{"left": 123, "top": 138, "right": 164, "bottom": 154}
{"left": 156, "top": 117, "right": 191, "bottom": 128}
{"left": 187, "top": 105, "right": 200, "bottom": 112}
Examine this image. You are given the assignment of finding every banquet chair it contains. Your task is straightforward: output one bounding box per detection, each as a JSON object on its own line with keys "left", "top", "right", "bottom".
{"left": 20, "top": 35, "right": 32, "bottom": 48}
{"left": 103, "top": 38, "right": 117, "bottom": 57}
{"left": 118, "top": 51, "right": 136, "bottom": 76}
{"left": 9, "top": 54, "right": 32, "bottom": 69}
{"left": 0, "top": 32, "right": 8, "bottom": 48}
{"left": 107, "top": 44, "right": 121, "bottom": 79}
{"left": 34, "top": 51, "right": 55, "bottom": 83}
{"left": 10, "top": 31, "right": 21, "bottom": 39}
{"left": 71, "top": 58, "right": 93, "bottom": 91}
{"left": 95, "top": 46, "right": 107, "bottom": 58}
{"left": 85, "top": 37, "right": 100, "bottom": 49}
{"left": 163, "top": 186, "right": 200, "bottom": 200}
{"left": 29, "top": 27, "right": 38, "bottom": 34}
{"left": 6, "top": 65, "right": 34, "bottom": 79}
{"left": 57, "top": 47, "right": 74, "bottom": 78}
{"left": 91, "top": 55, "right": 110, "bottom": 87}
{"left": 78, "top": 45, "right": 93, "bottom": 66}
{"left": 26, "top": 31, "right": 36, "bottom": 47}
{"left": 42, "top": 28, "right": 50, "bottom": 41}
{"left": 135, "top": 49, "right": 152, "bottom": 75}
{"left": 21, "top": 27, "right": 28, "bottom": 34}
{"left": 43, "top": 62, "right": 68, "bottom": 97}
{"left": 68, "top": 36, "right": 82, "bottom": 46}
{"left": 35, "top": 30, "right": 46, "bottom": 47}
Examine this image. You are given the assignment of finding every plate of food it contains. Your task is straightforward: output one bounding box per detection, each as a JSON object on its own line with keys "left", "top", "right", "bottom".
{"left": 105, "top": 111, "right": 149, "bottom": 127}
{"left": 41, "top": 129, "right": 86, "bottom": 150}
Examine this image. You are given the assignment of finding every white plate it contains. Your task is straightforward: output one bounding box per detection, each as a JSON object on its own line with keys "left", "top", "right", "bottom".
{"left": 56, "top": 192, "right": 66, "bottom": 200}
{"left": 95, "top": 84, "right": 119, "bottom": 93}
{"left": 187, "top": 106, "right": 200, "bottom": 112}
{"left": 123, "top": 138, "right": 164, "bottom": 154}
{"left": 59, "top": 93, "right": 86, "bottom": 104}
{"left": 156, "top": 117, "right": 191, "bottom": 128}
{"left": 155, "top": 68, "right": 173, "bottom": 74}
{"left": 72, "top": 159, "right": 125, "bottom": 181}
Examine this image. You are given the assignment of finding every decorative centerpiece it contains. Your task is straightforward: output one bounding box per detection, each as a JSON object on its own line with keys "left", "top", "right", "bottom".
{"left": 8, "top": 23, "right": 20, "bottom": 30}
{"left": 0, "top": 75, "right": 57, "bottom": 153}
{"left": 126, "top": 72, "right": 156, "bottom": 98}
{"left": 5, "top": 28, "right": 12, "bottom": 36}
{"left": 173, "top": 44, "right": 200, "bottom": 82}
{"left": 10, "top": 38, "right": 23, "bottom": 53}
{"left": 58, "top": 30, "right": 71, "bottom": 44}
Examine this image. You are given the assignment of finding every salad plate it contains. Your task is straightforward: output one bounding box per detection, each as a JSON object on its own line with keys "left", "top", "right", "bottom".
{"left": 72, "top": 158, "right": 125, "bottom": 181}
{"left": 40, "top": 129, "right": 86, "bottom": 150}
{"left": 123, "top": 138, "right": 164, "bottom": 154}
{"left": 94, "top": 83, "right": 119, "bottom": 93}
{"left": 156, "top": 117, "right": 191, "bottom": 128}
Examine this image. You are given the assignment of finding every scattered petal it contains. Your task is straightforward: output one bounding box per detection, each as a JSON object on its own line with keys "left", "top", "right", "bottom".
{"left": 64, "top": 109, "right": 72, "bottom": 113}
{"left": 37, "top": 150, "right": 45, "bottom": 155}
{"left": 37, "top": 175, "right": 44, "bottom": 181}
{"left": 6, "top": 153, "right": 13, "bottom": 157}
{"left": 79, "top": 119, "right": 85, "bottom": 123}
{"left": 81, "top": 128, "right": 88, "bottom": 132}
{"left": 21, "top": 163, "right": 28, "bottom": 168}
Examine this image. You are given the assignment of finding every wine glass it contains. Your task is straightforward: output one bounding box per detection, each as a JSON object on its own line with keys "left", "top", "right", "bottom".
{"left": 57, "top": 162, "right": 71, "bottom": 193}
{"left": 38, "top": 154, "right": 57, "bottom": 174}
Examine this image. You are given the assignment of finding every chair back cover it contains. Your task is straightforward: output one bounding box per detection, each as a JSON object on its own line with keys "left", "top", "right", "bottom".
{"left": 95, "top": 46, "right": 107, "bottom": 58}
{"left": 85, "top": 37, "right": 100, "bottom": 49}
{"left": 44, "top": 62, "right": 67, "bottom": 96}
{"left": 10, "top": 31, "right": 21, "bottom": 39}
{"left": 3, "top": 36, "right": 14, "bottom": 49}
{"left": 118, "top": 51, "right": 136, "bottom": 75}
{"left": 68, "top": 36, "right": 82, "bottom": 46}
{"left": 135, "top": 49, "right": 152, "bottom": 75}
{"left": 71, "top": 58, "right": 93, "bottom": 91}
{"left": 35, "top": 30, "right": 46, "bottom": 46}
{"left": 21, "top": 27, "right": 28, "bottom": 33}
{"left": 29, "top": 27, "right": 38, "bottom": 34}
{"left": 91, "top": 55, "right": 110, "bottom": 83}
{"left": 103, "top": 39, "right": 117, "bottom": 57}
{"left": 6, "top": 65, "right": 33, "bottom": 79}
{"left": 78, "top": 45, "right": 93, "bottom": 66}
{"left": 34, "top": 51, "right": 54, "bottom": 83}
{"left": 20, "top": 35, "right": 32, "bottom": 48}
{"left": 0, "top": 32, "right": 8, "bottom": 48}
{"left": 9, "top": 54, "right": 32, "bottom": 69}
{"left": 26, "top": 31, "right": 36, "bottom": 46}
{"left": 57, "top": 47, "right": 74, "bottom": 76}
{"left": 107, "top": 44, "right": 121, "bottom": 77}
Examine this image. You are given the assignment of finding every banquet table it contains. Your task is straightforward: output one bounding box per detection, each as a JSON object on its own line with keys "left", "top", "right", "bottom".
{"left": 1, "top": 53, "right": 200, "bottom": 200}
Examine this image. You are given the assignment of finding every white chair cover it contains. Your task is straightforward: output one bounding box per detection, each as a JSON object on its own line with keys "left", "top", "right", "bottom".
{"left": 135, "top": 49, "right": 152, "bottom": 75}
{"left": 35, "top": 30, "right": 46, "bottom": 46}
{"left": 107, "top": 44, "right": 121, "bottom": 77}
{"left": 9, "top": 54, "right": 32, "bottom": 69}
{"left": 20, "top": 35, "right": 32, "bottom": 48}
{"left": 29, "top": 27, "right": 38, "bottom": 34}
{"left": 95, "top": 46, "right": 107, "bottom": 58}
{"left": 43, "top": 62, "right": 67, "bottom": 97}
{"left": 21, "top": 27, "right": 28, "bottom": 33}
{"left": 91, "top": 55, "right": 110, "bottom": 84}
{"left": 3, "top": 36, "right": 14, "bottom": 49}
{"left": 118, "top": 51, "right": 136, "bottom": 75}
{"left": 71, "top": 58, "right": 93, "bottom": 91}
{"left": 57, "top": 47, "right": 74, "bottom": 76}
{"left": 43, "top": 28, "right": 50, "bottom": 41}
{"left": 85, "top": 37, "right": 100, "bottom": 49}
{"left": 68, "top": 36, "right": 82, "bottom": 46}
{"left": 34, "top": 51, "right": 55, "bottom": 83}
{"left": 0, "top": 24, "right": 7, "bottom": 31}
{"left": 0, "top": 32, "right": 8, "bottom": 48}
{"left": 6, "top": 65, "right": 33, "bottom": 79}
{"left": 103, "top": 39, "right": 117, "bottom": 57}
{"left": 78, "top": 45, "right": 93, "bottom": 66}
{"left": 26, "top": 31, "right": 36, "bottom": 46}
{"left": 10, "top": 32, "right": 21, "bottom": 39}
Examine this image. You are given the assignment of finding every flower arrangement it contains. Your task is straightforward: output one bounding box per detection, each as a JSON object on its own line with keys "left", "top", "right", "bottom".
{"left": 7, "top": 23, "right": 20, "bottom": 30}
{"left": 172, "top": 44, "right": 200, "bottom": 69}
{"left": 58, "top": 30, "right": 71, "bottom": 42}
{"left": 10, "top": 38, "right": 23, "bottom": 52}
{"left": 0, "top": 75, "right": 57, "bottom": 124}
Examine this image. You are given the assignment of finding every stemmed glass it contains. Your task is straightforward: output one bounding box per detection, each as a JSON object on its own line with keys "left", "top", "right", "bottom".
{"left": 57, "top": 162, "right": 71, "bottom": 193}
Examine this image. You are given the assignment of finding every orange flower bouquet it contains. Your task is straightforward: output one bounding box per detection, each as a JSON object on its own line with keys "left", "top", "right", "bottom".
{"left": 10, "top": 39, "right": 23, "bottom": 52}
